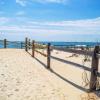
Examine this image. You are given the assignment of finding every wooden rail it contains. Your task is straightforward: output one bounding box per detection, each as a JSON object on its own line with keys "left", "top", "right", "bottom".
{"left": 0, "top": 39, "right": 25, "bottom": 49}
{"left": 24, "top": 38, "right": 100, "bottom": 92}
{"left": 0, "top": 38, "right": 100, "bottom": 91}
{"left": 25, "top": 38, "right": 51, "bottom": 69}
{"left": 35, "top": 49, "right": 47, "bottom": 57}
{"left": 53, "top": 46, "right": 93, "bottom": 56}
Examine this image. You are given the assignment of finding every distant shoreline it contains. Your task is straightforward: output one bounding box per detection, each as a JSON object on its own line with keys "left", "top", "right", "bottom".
{"left": 0, "top": 40, "right": 100, "bottom": 49}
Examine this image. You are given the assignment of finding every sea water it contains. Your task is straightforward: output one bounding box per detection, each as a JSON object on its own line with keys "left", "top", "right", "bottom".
{"left": 0, "top": 40, "right": 100, "bottom": 49}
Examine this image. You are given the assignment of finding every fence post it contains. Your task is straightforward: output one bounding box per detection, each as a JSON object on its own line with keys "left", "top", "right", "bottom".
{"left": 4, "top": 39, "right": 7, "bottom": 48}
{"left": 25, "top": 37, "right": 28, "bottom": 51}
{"left": 32, "top": 40, "right": 35, "bottom": 57}
{"left": 90, "top": 46, "right": 99, "bottom": 91}
{"left": 29, "top": 39, "right": 30, "bottom": 49}
{"left": 47, "top": 43, "right": 51, "bottom": 69}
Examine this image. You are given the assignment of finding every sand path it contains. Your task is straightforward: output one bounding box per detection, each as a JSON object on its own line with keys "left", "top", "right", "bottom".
{"left": 0, "top": 49, "right": 99, "bottom": 100}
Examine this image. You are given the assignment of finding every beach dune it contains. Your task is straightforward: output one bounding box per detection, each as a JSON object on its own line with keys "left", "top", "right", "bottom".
{"left": 0, "top": 49, "right": 99, "bottom": 100}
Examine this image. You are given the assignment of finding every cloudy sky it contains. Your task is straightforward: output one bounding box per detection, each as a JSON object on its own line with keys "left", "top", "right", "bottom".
{"left": 0, "top": 0, "right": 100, "bottom": 41}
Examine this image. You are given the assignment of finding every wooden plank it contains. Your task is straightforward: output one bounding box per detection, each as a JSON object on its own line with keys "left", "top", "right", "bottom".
{"left": 90, "top": 46, "right": 99, "bottom": 91}
{"left": 47, "top": 43, "right": 51, "bottom": 69}
{"left": 35, "top": 49, "right": 47, "bottom": 57}
{"left": 96, "top": 53, "right": 100, "bottom": 58}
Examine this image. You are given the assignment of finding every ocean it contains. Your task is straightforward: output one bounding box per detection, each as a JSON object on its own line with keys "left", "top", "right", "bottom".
{"left": 0, "top": 40, "right": 100, "bottom": 49}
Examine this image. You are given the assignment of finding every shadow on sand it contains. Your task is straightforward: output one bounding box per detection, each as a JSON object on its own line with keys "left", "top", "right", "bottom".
{"left": 34, "top": 57, "right": 90, "bottom": 93}
{"left": 26, "top": 50, "right": 100, "bottom": 97}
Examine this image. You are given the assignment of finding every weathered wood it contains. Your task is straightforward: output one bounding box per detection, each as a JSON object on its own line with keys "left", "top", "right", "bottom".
{"left": 32, "top": 40, "right": 35, "bottom": 57}
{"left": 28, "top": 39, "right": 30, "bottom": 49}
{"left": 90, "top": 46, "right": 99, "bottom": 91}
{"left": 47, "top": 43, "right": 51, "bottom": 69}
{"left": 35, "top": 49, "right": 47, "bottom": 57}
{"left": 96, "top": 53, "right": 100, "bottom": 58}
{"left": 25, "top": 37, "right": 28, "bottom": 51}
{"left": 4, "top": 39, "right": 7, "bottom": 48}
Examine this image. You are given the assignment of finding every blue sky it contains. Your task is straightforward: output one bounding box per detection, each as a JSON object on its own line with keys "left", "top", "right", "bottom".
{"left": 0, "top": 0, "right": 100, "bottom": 41}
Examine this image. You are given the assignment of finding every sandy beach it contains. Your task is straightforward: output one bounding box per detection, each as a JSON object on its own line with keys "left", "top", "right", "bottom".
{"left": 0, "top": 49, "right": 100, "bottom": 100}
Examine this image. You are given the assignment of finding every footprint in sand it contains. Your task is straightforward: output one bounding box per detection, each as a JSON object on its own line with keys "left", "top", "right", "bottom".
{"left": 1, "top": 74, "right": 5, "bottom": 77}
{"left": 16, "top": 79, "right": 21, "bottom": 84}
{"left": 7, "top": 94, "right": 13, "bottom": 97}
{"left": 15, "top": 89, "right": 19, "bottom": 92}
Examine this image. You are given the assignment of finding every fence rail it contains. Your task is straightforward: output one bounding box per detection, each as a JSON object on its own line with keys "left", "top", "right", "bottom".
{"left": 25, "top": 37, "right": 100, "bottom": 92}
{"left": 25, "top": 37, "right": 51, "bottom": 69}
{"left": 0, "top": 38, "right": 100, "bottom": 92}
{"left": 53, "top": 46, "right": 93, "bottom": 56}
{"left": 0, "top": 39, "right": 25, "bottom": 49}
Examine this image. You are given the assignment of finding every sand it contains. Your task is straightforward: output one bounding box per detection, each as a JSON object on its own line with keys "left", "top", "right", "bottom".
{"left": 0, "top": 49, "right": 100, "bottom": 100}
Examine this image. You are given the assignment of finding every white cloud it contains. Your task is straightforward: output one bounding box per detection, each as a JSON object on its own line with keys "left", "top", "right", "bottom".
{"left": 30, "top": 17, "right": 100, "bottom": 27}
{"left": 16, "top": 0, "right": 27, "bottom": 6}
{"left": 0, "top": 17, "right": 100, "bottom": 41}
{"left": 0, "top": 17, "right": 10, "bottom": 24}
{"left": 34, "top": 0, "right": 68, "bottom": 4}
{"left": 0, "top": 17, "right": 100, "bottom": 32}
{"left": 16, "top": 0, "right": 68, "bottom": 6}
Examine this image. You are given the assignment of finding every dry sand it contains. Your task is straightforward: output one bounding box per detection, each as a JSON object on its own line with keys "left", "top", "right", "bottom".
{"left": 0, "top": 49, "right": 100, "bottom": 100}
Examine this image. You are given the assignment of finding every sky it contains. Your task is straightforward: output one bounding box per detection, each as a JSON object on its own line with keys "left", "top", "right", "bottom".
{"left": 0, "top": 0, "right": 100, "bottom": 41}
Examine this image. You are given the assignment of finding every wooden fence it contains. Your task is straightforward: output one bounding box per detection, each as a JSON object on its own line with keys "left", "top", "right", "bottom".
{"left": 25, "top": 37, "right": 51, "bottom": 69}
{"left": 25, "top": 37, "right": 100, "bottom": 92}
{"left": 0, "top": 38, "right": 100, "bottom": 92}
{"left": 0, "top": 39, "right": 24, "bottom": 49}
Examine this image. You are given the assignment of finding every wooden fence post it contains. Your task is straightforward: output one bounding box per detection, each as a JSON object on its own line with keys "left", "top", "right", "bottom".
{"left": 29, "top": 39, "right": 30, "bottom": 49}
{"left": 32, "top": 40, "right": 35, "bottom": 57}
{"left": 47, "top": 43, "right": 51, "bottom": 69}
{"left": 25, "top": 37, "right": 28, "bottom": 51}
{"left": 90, "top": 46, "right": 99, "bottom": 91}
{"left": 4, "top": 39, "right": 7, "bottom": 48}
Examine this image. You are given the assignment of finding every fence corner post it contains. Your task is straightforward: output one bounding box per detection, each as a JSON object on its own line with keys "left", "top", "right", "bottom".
{"left": 47, "top": 43, "right": 51, "bottom": 69}
{"left": 4, "top": 39, "right": 7, "bottom": 48}
{"left": 32, "top": 40, "right": 35, "bottom": 57}
{"left": 25, "top": 37, "right": 28, "bottom": 51}
{"left": 89, "top": 45, "right": 99, "bottom": 91}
